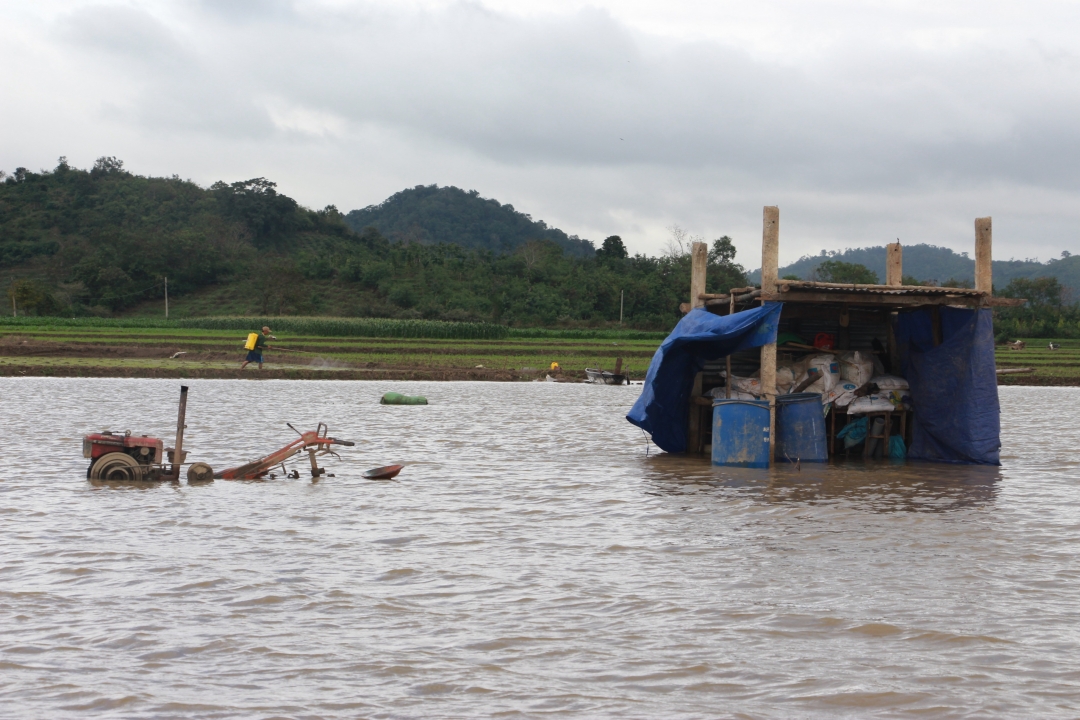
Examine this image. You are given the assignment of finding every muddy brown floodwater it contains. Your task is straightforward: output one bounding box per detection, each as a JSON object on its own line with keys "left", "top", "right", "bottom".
{"left": 1, "top": 378, "right": 1079, "bottom": 718}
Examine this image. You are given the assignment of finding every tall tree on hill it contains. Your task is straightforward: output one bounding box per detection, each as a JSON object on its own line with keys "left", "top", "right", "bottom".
{"left": 707, "top": 236, "right": 747, "bottom": 293}
{"left": 211, "top": 178, "right": 300, "bottom": 247}
{"left": 596, "top": 235, "right": 628, "bottom": 262}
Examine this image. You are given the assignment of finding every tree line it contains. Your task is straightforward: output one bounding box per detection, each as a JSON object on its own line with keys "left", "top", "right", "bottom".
{"left": 0, "top": 158, "right": 746, "bottom": 329}
{"left": 4, "top": 157, "right": 1072, "bottom": 337}
{"left": 808, "top": 259, "right": 1080, "bottom": 339}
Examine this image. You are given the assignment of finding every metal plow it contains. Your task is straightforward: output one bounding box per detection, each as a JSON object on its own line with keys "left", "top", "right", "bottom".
{"left": 215, "top": 423, "right": 355, "bottom": 480}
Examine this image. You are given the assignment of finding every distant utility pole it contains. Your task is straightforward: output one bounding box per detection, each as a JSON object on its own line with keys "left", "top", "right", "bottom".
{"left": 164, "top": 277, "right": 169, "bottom": 319}
{"left": 620, "top": 290, "right": 624, "bottom": 324}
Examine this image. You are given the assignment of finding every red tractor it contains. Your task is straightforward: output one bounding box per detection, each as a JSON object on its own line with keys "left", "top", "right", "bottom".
{"left": 83, "top": 385, "right": 198, "bottom": 482}
{"left": 82, "top": 385, "right": 367, "bottom": 483}
{"left": 84, "top": 431, "right": 167, "bottom": 481}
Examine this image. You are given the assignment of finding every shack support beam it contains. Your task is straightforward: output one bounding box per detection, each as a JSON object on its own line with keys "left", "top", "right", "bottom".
{"left": 760, "top": 206, "right": 779, "bottom": 466}
{"left": 726, "top": 293, "right": 734, "bottom": 399}
{"left": 886, "top": 242, "right": 903, "bottom": 286}
{"left": 171, "top": 385, "right": 188, "bottom": 482}
{"left": 975, "top": 217, "right": 992, "bottom": 294}
{"left": 885, "top": 242, "right": 902, "bottom": 372}
{"left": 690, "top": 241, "right": 708, "bottom": 309}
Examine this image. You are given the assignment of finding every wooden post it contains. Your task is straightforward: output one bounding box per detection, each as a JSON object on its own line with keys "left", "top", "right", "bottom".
{"left": 886, "top": 242, "right": 903, "bottom": 286}
{"left": 688, "top": 371, "right": 704, "bottom": 454}
{"left": 726, "top": 293, "right": 734, "bottom": 399}
{"left": 171, "top": 385, "right": 188, "bottom": 482}
{"left": 975, "top": 217, "right": 992, "bottom": 293}
{"left": 164, "top": 276, "right": 169, "bottom": 319}
{"left": 760, "top": 206, "right": 779, "bottom": 466}
{"left": 619, "top": 290, "right": 624, "bottom": 324}
{"left": 887, "top": 317, "right": 900, "bottom": 374}
{"left": 761, "top": 207, "right": 779, "bottom": 294}
{"left": 885, "top": 243, "right": 902, "bottom": 366}
{"left": 690, "top": 242, "right": 708, "bottom": 309}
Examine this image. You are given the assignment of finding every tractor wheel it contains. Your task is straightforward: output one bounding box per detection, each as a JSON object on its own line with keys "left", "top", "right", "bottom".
{"left": 90, "top": 452, "right": 145, "bottom": 481}
{"left": 187, "top": 462, "right": 214, "bottom": 483}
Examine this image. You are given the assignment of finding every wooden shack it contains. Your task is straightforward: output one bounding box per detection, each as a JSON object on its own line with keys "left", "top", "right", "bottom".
{"left": 681, "top": 207, "right": 1024, "bottom": 465}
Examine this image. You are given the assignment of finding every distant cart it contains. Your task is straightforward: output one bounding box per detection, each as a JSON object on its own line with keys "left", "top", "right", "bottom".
{"left": 585, "top": 368, "right": 628, "bottom": 385}
{"left": 586, "top": 356, "right": 629, "bottom": 385}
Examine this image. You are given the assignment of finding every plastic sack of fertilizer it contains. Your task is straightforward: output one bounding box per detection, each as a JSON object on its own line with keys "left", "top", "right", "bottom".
{"left": 846, "top": 395, "right": 896, "bottom": 414}
{"left": 839, "top": 350, "right": 874, "bottom": 387}
{"left": 794, "top": 354, "right": 840, "bottom": 394}
{"left": 824, "top": 381, "right": 859, "bottom": 407}
{"left": 871, "top": 374, "right": 909, "bottom": 391}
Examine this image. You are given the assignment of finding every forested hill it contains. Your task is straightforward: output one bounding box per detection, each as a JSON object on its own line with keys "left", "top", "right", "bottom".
{"left": 344, "top": 185, "right": 595, "bottom": 257}
{"left": 748, "top": 244, "right": 1080, "bottom": 290}
{"left": 0, "top": 158, "right": 746, "bottom": 327}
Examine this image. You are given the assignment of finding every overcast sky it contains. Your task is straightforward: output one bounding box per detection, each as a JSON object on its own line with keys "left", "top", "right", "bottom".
{"left": 2, "top": 0, "right": 1079, "bottom": 266}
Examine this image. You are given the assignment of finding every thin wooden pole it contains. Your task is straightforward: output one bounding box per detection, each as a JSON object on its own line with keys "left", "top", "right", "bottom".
{"left": 726, "top": 293, "right": 734, "bottom": 399}
{"left": 760, "top": 206, "right": 780, "bottom": 466}
{"left": 690, "top": 242, "right": 708, "bottom": 309}
{"left": 975, "top": 217, "right": 992, "bottom": 293}
{"left": 164, "top": 276, "right": 169, "bottom": 319}
{"left": 171, "top": 385, "right": 188, "bottom": 482}
{"left": 886, "top": 241, "right": 903, "bottom": 286}
{"left": 619, "top": 290, "right": 624, "bottom": 324}
{"left": 761, "top": 207, "right": 779, "bottom": 293}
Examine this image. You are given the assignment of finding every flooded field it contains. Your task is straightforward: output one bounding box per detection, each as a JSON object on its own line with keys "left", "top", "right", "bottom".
{"left": 1, "top": 378, "right": 1079, "bottom": 718}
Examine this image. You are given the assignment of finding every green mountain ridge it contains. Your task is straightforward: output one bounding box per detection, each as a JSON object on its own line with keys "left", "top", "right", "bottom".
{"left": 0, "top": 158, "right": 743, "bottom": 328}
{"left": 344, "top": 185, "right": 595, "bottom": 257}
{"left": 2, "top": 157, "right": 1075, "bottom": 339}
{"left": 748, "top": 245, "right": 1080, "bottom": 293}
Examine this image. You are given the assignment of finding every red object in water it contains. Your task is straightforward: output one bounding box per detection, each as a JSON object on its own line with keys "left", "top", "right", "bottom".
{"left": 217, "top": 423, "right": 355, "bottom": 479}
{"left": 813, "top": 332, "right": 836, "bottom": 351}
{"left": 83, "top": 432, "right": 164, "bottom": 465}
{"left": 363, "top": 464, "right": 404, "bottom": 480}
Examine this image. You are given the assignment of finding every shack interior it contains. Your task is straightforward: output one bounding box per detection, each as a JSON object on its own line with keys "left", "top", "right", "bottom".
{"left": 678, "top": 209, "right": 1024, "bottom": 466}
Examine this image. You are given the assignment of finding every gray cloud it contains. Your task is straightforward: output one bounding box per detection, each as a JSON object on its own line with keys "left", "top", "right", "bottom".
{"left": 2, "top": 0, "right": 1078, "bottom": 263}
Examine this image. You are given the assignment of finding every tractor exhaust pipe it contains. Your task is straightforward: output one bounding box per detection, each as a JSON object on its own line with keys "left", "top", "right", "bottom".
{"left": 171, "top": 385, "right": 188, "bottom": 481}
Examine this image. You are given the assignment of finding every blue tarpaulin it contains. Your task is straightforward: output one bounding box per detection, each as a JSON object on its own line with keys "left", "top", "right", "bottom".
{"left": 626, "top": 304, "right": 783, "bottom": 453}
{"left": 894, "top": 307, "right": 1000, "bottom": 465}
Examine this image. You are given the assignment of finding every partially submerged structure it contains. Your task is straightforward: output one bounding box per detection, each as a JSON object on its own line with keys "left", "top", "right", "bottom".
{"left": 628, "top": 209, "right": 1024, "bottom": 466}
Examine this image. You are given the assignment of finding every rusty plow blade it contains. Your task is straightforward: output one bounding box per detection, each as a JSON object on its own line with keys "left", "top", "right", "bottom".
{"left": 362, "top": 465, "right": 404, "bottom": 480}
{"left": 216, "top": 423, "right": 355, "bottom": 480}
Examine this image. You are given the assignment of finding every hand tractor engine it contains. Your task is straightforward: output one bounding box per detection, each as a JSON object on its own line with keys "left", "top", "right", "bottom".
{"left": 82, "top": 385, "right": 210, "bottom": 483}
{"left": 83, "top": 431, "right": 165, "bottom": 481}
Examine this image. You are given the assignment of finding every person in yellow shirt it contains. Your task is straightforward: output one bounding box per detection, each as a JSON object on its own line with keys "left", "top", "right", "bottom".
{"left": 241, "top": 326, "right": 277, "bottom": 370}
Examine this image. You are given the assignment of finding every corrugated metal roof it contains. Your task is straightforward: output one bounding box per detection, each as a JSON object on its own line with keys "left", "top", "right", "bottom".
{"left": 777, "top": 281, "right": 983, "bottom": 296}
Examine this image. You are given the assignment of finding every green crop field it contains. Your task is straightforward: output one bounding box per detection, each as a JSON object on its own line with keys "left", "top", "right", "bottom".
{"left": 994, "top": 338, "right": 1080, "bottom": 382}
{"left": 0, "top": 316, "right": 662, "bottom": 379}
{"left": 4, "top": 317, "right": 1076, "bottom": 384}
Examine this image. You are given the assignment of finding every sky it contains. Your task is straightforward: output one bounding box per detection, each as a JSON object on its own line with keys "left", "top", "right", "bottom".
{"left": 2, "top": 0, "right": 1079, "bottom": 267}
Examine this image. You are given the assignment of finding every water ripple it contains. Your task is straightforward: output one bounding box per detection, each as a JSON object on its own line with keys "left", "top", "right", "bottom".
{"left": 0, "top": 379, "right": 1078, "bottom": 718}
